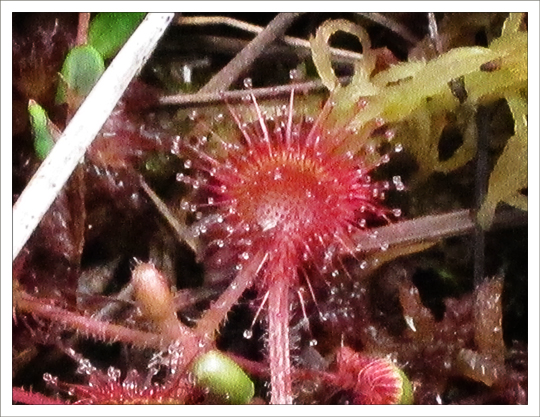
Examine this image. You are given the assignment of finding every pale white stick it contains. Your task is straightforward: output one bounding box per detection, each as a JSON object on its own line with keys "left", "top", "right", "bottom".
{"left": 12, "top": 13, "right": 174, "bottom": 262}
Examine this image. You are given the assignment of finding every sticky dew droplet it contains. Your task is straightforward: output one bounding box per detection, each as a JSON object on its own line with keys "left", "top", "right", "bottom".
{"left": 393, "top": 175, "right": 405, "bottom": 191}
{"left": 43, "top": 373, "right": 58, "bottom": 386}
{"left": 243, "top": 78, "right": 253, "bottom": 89}
{"left": 107, "top": 366, "right": 121, "bottom": 382}
{"left": 76, "top": 358, "right": 96, "bottom": 375}
{"left": 289, "top": 68, "right": 300, "bottom": 81}
{"left": 243, "top": 329, "right": 253, "bottom": 339}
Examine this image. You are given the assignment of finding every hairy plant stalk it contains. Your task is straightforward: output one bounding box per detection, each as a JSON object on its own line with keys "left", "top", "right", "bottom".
{"left": 267, "top": 264, "right": 294, "bottom": 404}
{"left": 17, "top": 293, "right": 169, "bottom": 349}
{"left": 195, "top": 251, "right": 267, "bottom": 340}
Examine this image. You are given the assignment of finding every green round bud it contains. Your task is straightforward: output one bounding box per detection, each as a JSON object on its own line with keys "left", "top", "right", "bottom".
{"left": 192, "top": 350, "right": 254, "bottom": 404}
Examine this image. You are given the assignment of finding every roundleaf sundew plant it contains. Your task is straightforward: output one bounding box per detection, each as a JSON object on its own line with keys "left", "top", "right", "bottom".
{"left": 11, "top": 11, "right": 529, "bottom": 408}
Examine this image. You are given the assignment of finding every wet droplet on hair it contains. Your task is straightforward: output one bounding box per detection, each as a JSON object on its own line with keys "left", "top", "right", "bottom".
{"left": 43, "top": 373, "right": 58, "bottom": 386}
{"left": 243, "top": 78, "right": 253, "bottom": 89}
{"left": 385, "top": 129, "right": 395, "bottom": 141}
{"left": 289, "top": 68, "right": 301, "bottom": 81}
{"left": 107, "top": 366, "right": 121, "bottom": 382}
{"left": 393, "top": 175, "right": 405, "bottom": 191}
{"left": 243, "top": 329, "right": 253, "bottom": 339}
{"left": 76, "top": 358, "right": 96, "bottom": 375}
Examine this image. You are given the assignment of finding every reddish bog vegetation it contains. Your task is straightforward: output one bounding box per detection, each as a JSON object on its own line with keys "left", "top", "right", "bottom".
{"left": 12, "top": 13, "right": 527, "bottom": 405}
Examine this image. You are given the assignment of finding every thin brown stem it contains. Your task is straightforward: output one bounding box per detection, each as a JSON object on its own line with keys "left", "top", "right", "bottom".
{"left": 178, "top": 15, "right": 363, "bottom": 63}
{"left": 267, "top": 264, "right": 293, "bottom": 404}
{"left": 198, "top": 13, "right": 302, "bottom": 94}
{"left": 356, "top": 12, "right": 420, "bottom": 45}
{"left": 141, "top": 179, "right": 198, "bottom": 253}
{"left": 350, "top": 208, "right": 527, "bottom": 255}
{"left": 160, "top": 79, "right": 326, "bottom": 106}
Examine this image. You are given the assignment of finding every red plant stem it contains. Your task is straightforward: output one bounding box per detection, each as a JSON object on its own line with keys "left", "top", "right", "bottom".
{"left": 17, "top": 293, "right": 169, "bottom": 349}
{"left": 267, "top": 263, "right": 293, "bottom": 405}
{"left": 195, "top": 251, "right": 267, "bottom": 340}
{"left": 17, "top": 292, "right": 209, "bottom": 369}
{"left": 76, "top": 12, "right": 91, "bottom": 46}
{"left": 12, "top": 387, "right": 66, "bottom": 405}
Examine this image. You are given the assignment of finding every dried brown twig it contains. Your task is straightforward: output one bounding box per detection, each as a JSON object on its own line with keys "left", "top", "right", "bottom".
{"left": 178, "top": 15, "right": 364, "bottom": 63}
{"left": 198, "top": 13, "right": 303, "bottom": 94}
{"left": 350, "top": 207, "right": 527, "bottom": 254}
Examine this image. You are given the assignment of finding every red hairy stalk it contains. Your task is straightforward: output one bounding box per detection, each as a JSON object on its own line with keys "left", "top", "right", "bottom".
{"left": 177, "top": 88, "right": 394, "bottom": 403}
{"left": 267, "top": 262, "right": 293, "bottom": 404}
{"left": 17, "top": 292, "right": 169, "bottom": 350}
{"left": 195, "top": 250, "right": 267, "bottom": 340}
